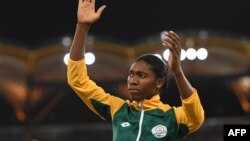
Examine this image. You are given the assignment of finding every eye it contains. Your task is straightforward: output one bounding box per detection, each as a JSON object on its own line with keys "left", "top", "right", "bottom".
{"left": 128, "top": 72, "right": 133, "bottom": 77}
{"left": 138, "top": 73, "right": 146, "bottom": 78}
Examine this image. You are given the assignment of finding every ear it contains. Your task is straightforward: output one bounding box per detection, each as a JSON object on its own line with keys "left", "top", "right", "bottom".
{"left": 156, "top": 78, "right": 164, "bottom": 89}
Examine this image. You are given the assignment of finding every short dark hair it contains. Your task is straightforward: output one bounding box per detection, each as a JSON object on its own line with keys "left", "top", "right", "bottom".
{"left": 134, "top": 54, "right": 169, "bottom": 91}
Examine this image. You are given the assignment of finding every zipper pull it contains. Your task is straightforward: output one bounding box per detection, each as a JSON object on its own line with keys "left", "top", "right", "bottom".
{"left": 138, "top": 101, "right": 143, "bottom": 110}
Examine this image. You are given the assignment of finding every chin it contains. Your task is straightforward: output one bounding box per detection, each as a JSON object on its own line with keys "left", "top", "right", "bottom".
{"left": 129, "top": 95, "right": 142, "bottom": 102}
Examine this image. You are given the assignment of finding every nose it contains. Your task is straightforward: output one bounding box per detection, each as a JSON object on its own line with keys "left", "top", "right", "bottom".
{"left": 128, "top": 77, "right": 137, "bottom": 85}
{"left": 131, "top": 77, "right": 134, "bottom": 81}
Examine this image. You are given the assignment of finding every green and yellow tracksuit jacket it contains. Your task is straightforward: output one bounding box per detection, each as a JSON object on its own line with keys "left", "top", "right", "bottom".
{"left": 67, "top": 59, "right": 205, "bottom": 141}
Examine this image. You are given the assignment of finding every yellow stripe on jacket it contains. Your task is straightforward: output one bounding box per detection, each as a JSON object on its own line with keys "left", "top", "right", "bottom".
{"left": 67, "top": 59, "right": 125, "bottom": 120}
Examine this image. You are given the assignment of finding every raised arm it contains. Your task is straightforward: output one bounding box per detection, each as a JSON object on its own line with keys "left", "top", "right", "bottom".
{"left": 70, "top": 0, "right": 106, "bottom": 61}
{"left": 161, "top": 31, "right": 193, "bottom": 99}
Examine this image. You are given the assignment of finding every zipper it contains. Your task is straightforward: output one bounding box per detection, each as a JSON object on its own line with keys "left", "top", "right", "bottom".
{"left": 136, "top": 102, "right": 144, "bottom": 141}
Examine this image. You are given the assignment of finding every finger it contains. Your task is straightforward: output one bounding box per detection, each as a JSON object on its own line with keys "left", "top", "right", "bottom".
{"left": 165, "top": 36, "right": 175, "bottom": 47}
{"left": 96, "top": 5, "right": 106, "bottom": 16}
{"left": 169, "top": 31, "right": 180, "bottom": 41}
{"left": 165, "top": 42, "right": 175, "bottom": 50}
{"left": 166, "top": 42, "right": 173, "bottom": 48}
{"left": 168, "top": 42, "right": 180, "bottom": 55}
{"left": 168, "top": 31, "right": 182, "bottom": 50}
{"left": 166, "top": 31, "right": 178, "bottom": 45}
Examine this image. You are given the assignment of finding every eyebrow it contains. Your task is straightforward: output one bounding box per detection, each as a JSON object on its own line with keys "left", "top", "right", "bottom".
{"left": 129, "top": 70, "right": 148, "bottom": 75}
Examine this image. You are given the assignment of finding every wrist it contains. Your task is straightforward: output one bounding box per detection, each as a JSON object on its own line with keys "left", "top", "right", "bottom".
{"left": 77, "top": 23, "right": 90, "bottom": 30}
{"left": 173, "top": 69, "right": 183, "bottom": 78}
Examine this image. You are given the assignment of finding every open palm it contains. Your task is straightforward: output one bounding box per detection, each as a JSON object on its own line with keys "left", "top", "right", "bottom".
{"left": 77, "top": 0, "right": 106, "bottom": 24}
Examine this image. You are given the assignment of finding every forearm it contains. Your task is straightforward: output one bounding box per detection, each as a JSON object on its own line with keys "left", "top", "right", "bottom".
{"left": 69, "top": 23, "right": 90, "bottom": 61}
{"left": 173, "top": 69, "right": 194, "bottom": 99}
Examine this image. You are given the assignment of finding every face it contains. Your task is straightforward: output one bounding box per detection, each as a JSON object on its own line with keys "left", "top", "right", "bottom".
{"left": 127, "top": 60, "right": 163, "bottom": 101}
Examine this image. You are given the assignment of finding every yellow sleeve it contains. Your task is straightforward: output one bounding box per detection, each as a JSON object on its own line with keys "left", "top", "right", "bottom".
{"left": 174, "top": 89, "right": 205, "bottom": 133}
{"left": 67, "top": 58, "right": 125, "bottom": 120}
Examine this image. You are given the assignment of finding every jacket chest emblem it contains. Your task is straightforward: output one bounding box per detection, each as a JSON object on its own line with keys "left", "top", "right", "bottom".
{"left": 120, "top": 122, "right": 131, "bottom": 127}
{"left": 151, "top": 125, "right": 167, "bottom": 138}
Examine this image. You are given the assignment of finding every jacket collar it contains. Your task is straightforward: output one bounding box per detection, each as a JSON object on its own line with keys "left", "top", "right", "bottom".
{"left": 129, "top": 94, "right": 168, "bottom": 111}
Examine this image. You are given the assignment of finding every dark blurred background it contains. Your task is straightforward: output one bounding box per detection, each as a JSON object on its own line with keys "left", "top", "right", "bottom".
{"left": 0, "top": 0, "right": 250, "bottom": 141}
{"left": 1, "top": 0, "right": 250, "bottom": 46}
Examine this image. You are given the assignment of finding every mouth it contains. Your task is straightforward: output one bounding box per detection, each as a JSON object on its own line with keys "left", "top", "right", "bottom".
{"left": 128, "top": 88, "right": 140, "bottom": 94}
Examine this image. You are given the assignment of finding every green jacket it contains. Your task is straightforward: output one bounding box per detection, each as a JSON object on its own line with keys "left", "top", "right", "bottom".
{"left": 67, "top": 59, "right": 205, "bottom": 141}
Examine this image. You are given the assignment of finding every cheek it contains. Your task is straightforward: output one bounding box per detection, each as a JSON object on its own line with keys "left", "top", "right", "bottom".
{"left": 127, "top": 77, "right": 130, "bottom": 85}
{"left": 141, "top": 81, "right": 156, "bottom": 93}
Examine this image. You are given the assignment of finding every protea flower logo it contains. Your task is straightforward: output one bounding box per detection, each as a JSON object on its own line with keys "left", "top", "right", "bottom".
{"left": 151, "top": 125, "right": 167, "bottom": 138}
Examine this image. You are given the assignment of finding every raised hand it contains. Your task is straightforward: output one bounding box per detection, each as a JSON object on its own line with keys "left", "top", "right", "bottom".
{"left": 77, "top": 0, "right": 106, "bottom": 25}
{"left": 161, "top": 31, "right": 182, "bottom": 74}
